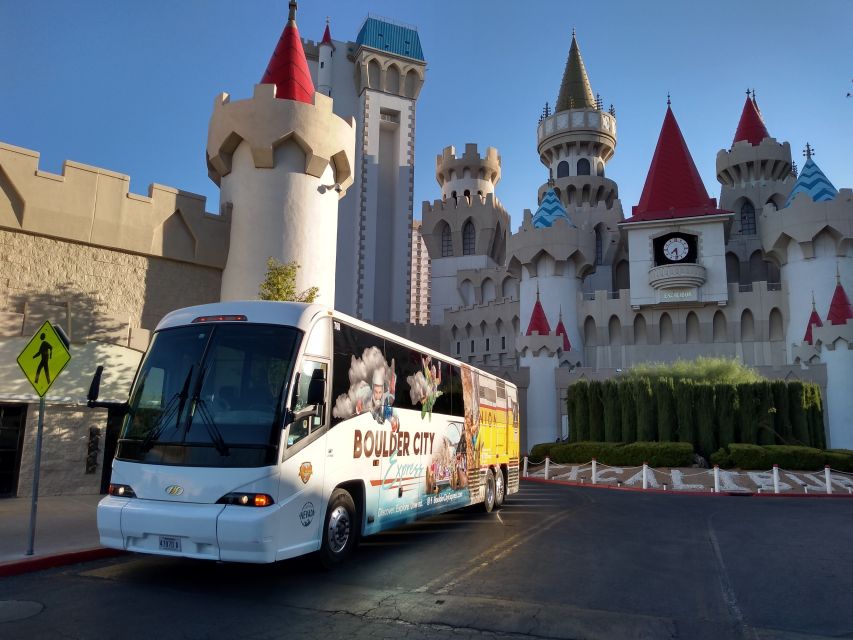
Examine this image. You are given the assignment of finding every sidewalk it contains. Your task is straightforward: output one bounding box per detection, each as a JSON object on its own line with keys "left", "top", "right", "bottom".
{"left": 0, "top": 493, "right": 119, "bottom": 575}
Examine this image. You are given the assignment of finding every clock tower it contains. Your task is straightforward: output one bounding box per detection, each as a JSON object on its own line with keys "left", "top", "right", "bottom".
{"left": 619, "top": 102, "right": 731, "bottom": 308}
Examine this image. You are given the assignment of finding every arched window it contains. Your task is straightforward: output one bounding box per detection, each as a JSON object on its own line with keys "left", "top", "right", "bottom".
{"left": 441, "top": 223, "right": 453, "bottom": 257}
{"left": 481, "top": 278, "right": 496, "bottom": 304}
{"left": 686, "top": 312, "right": 700, "bottom": 343}
{"left": 463, "top": 189, "right": 471, "bottom": 204}
{"left": 577, "top": 158, "right": 591, "bottom": 175}
{"left": 462, "top": 221, "right": 476, "bottom": 255}
{"left": 726, "top": 252, "right": 740, "bottom": 284}
{"left": 584, "top": 317, "right": 597, "bottom": 346}
{"left": 608, "top": 316, "right": 622, "bottom": 345}
{"left": 740, "top": 201, "right": 756, "bottom": 235}
{"left": 557, "top": 161, "right": 570, "bottom": 178}
{"left": 713, "top": 311, "right": 727, "bottom": 342}
{"left": 633, "top": 314, "right": 647, "bottom": 345}
{"left": 741, "top": 309, "right": 755, "bottom": 342}
{"left": 596, "top": 161, "right": 604, "bottom": 177}
{"left": 764, "top": 199, "right": 777, "bottom": 212}
{"left": 769, "top": 308, "right": 784, "bottom": 341}
{"left": 659, "top": 313, "right": 673, "bottom": 344}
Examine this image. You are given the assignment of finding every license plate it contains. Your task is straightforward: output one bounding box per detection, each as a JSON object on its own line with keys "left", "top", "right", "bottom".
{"left": 159, "top": 536, "right": 182, "bottom": 552}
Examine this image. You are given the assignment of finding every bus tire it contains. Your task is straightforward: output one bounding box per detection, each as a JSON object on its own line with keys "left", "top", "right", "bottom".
{"left": 482, "top": 469, "right": 496, "bottom": 513}
{"left": 320, "top": 488, "right": 359, "bottom": 567}
{"left": 494, "top": 467, "right": 505, "bottom": 508}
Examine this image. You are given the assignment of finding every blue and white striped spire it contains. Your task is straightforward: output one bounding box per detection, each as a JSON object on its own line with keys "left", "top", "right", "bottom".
{"left": 783, "top": 147, "right": 838, "bottom": 208}
{"left": 532, "top": 188, "right": 574, "bottom": 228}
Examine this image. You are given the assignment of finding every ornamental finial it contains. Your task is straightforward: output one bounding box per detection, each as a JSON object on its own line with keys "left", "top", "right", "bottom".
{"left": 803, "top": 143, "right": 814, "bottom": 160}
{"left": 288, "top": 0, "right": 297, "bottom": 22}
{"left": 666, "top": 92, "right": 671, "bottom": 106}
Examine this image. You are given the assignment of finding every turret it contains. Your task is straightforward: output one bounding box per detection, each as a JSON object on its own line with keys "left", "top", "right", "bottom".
{"left": 421, "top": 144, "right": 510, "bottom": 325}
{"left": 317, "top": 18, "right": 335, "bottom": 97}
{"left": 206, "top": 1, "right": 355, "bottom": 304}
{"left": 760, "top": 147, "right": 850, "bottom": 357}
{"left": 716, "top": 92, "right": 794, "bottom": 239}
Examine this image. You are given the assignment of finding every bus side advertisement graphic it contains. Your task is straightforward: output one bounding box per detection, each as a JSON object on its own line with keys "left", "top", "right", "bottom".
{"left": 331, "top": 322, "right": 515, "bottom": 527}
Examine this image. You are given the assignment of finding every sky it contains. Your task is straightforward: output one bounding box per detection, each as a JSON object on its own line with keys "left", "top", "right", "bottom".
{"left": 2, "top": 1, "right": 851, "bottom": 230}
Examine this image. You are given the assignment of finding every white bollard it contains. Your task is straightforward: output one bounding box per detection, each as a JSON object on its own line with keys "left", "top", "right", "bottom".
{"left": 642, "top": 462, "right": 648, "bottom": 490}
{"left": 523, "top": 456, "right": 529, "bottom": 478}
{"left": 825, "top": 465, "right": 832, "bottom": 495}
{"left": 592, "top": 458, "right": 598, "bottom": 485}
{"left": 773, "top": 464, "right": 780, "bottom": 494}
{"left": 544, "top": 456, "right": 550, "bottom": 480}
{"left": 713, "top": 465, "right": 720, "bottom": 494}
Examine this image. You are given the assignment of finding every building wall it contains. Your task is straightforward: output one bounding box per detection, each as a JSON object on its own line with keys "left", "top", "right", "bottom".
{"left": 409, "top": 220, "right": 430, "bottom": 324}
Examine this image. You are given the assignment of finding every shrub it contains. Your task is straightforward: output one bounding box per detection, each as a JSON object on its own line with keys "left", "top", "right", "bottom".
{"left": 529, "top": 442, "right": 561, "bottom": 461}
{"left": 727, "top": 443, "right": 826, "bottom": 470}
{"left": 626, "top": 357, "right": 762, "bottom": 384}
{"left": 634, "top": 379, "right": 656, "bottom": 442}
{"left": 757, "top": 382, "right": 776, "bottom": 446}
{"left": 655, "top": 378, "right": 676, "bottom": 442}
{"left": 788, "top": 382, "right": 809, "bottom": 445}
{"left": 710, "top": 447, "right": 734, "bottom": 468}
{"left": 825, "top": 450, "right": 853, "bottom": 473}
{"left": 805, "top": 384, "right": 826, "bottom": 449}
{"left": 572, "top": 381, "right": 589, "bottom": 442}
{"left": 602, "top": 380, "right": 622, "bottom": 442}
{"left": 566, "top": 391, "right": 577, "bottom": 443}
{"left": 588, "top": 381, "right": 605, "bottom": 442}
{"left": 771, "top": 381, "right": 792, "bottom": 443}
{"left": 714, "top": 384, "right": 737, "bottom": 448}
{"left": 675, "top": 380, "right": 695, "bottom": 445}
{"left": 619, "top": 382, "right": 637, "bottom": 443}
{"left": 738, "top": 384, "right": 759, "bottom": 445}
{"left": 546, "top": 441, "right": 693, "bottom": 467}
{"left": 695, "top": 384, "right": 717, "bottom": 459}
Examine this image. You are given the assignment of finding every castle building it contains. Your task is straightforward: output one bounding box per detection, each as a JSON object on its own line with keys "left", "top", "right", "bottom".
{"left": 409, "top": 220, "right": 431, "bottom": 325}
{"left": 422, "top": 34, "right": 852, "bottom": 452}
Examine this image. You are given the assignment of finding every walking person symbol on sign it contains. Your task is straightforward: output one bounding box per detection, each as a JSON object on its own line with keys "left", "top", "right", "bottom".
{"left": 33, "top": 332, "right": 53, "bottom": 385}
{"left": 17, "top": 321, "right": 71, "bottom": 397}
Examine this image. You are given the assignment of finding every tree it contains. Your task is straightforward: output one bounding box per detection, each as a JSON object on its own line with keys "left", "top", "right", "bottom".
{"left": 258, "top": 258, "right": 319, "bottom": 303}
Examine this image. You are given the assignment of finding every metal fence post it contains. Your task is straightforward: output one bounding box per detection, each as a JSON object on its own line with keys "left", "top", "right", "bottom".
{"left": 544, "top": 456, "right": 550, "bottom": 480}
{"left": 642, "top": 462, "right": 648, "bottom": 490}
{"left": 772, "top": 464, "right": 780, "bottom": 494}
{"left": 591, "top": 458, "right": 597, "bottom": 485}
{"left": 713, "top": 465, "right": 720, "bottom": 493}
{"left": 523, "top": 456, "right": 528, "bottom": 478}
{"left": 825, "top": 465, "right": 832, "bottom": 495}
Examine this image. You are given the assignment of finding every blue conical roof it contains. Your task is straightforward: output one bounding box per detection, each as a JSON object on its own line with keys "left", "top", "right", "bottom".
{"left": 532, "top": 189, "right": 574, "bottom": 228}
{"left": 783, "top": 158, "right": 838, "bottom": 208}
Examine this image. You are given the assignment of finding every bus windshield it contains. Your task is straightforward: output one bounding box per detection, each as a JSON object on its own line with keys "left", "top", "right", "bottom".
{"left": 116, "top": 323, "right": 300, "bottom": 468}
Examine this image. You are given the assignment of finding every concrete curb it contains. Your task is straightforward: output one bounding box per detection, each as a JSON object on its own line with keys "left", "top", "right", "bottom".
{"left": 522, "top": 475, "right": 853, "bottom": 498}
{"left": 0, "top": 547, "right": 125, "bottom": 578}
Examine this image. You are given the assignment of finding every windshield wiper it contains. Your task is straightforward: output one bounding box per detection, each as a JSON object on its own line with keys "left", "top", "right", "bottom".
{"left": 140, "top": 366, "right": 194, "bottom": 453}
{"left": 195, "top": 399, "right": 230, "bottom": 456}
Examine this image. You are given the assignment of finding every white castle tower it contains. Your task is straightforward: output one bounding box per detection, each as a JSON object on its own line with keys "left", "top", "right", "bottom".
{"left": 421, "top": 144, "right": 509, "bottom": 326}
{"left": 761, "top": 146, "right": 851, "bottom": 359}
{"left": 207, "top": 2, "right": 355, "bottom": 304}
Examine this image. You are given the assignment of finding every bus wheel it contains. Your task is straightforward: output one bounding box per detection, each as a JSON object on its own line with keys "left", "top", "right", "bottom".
{"left": 482, "top": 469, "right": 496, "bottom": 513}
{"left": 320, "top": 489, "right": 358, "bottom": 567}
{"left": 494, "top": 467, "right": 505, "bottom": 508}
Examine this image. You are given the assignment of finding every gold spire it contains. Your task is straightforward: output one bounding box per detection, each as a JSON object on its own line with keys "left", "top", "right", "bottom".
{"left": 812, "top": 290, "right": 817, "bottom": 311}
{"left": 288, "top": 0, "right": 297, "bottom": 22}
{"left": 555, "top": 32, "right": 596, "bottom": 112}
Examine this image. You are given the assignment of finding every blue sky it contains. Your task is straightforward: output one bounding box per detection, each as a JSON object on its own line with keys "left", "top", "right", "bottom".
{"left": 2, "top": 1, "right": 851, "bottom": 229}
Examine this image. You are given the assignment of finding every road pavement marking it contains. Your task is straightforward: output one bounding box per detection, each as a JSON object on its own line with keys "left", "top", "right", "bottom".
{"left": 708, "top": 521, "right": 758, "bottom": 640}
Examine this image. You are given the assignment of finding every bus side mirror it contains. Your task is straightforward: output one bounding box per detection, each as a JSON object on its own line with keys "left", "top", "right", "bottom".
{"left": 87, "top": 366, "right": 104, "bottom": 405}
{"left": 307, "top": 369, "right": 326, "bottom": 406}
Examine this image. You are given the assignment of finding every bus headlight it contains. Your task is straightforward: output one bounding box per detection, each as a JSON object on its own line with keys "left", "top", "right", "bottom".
{"left": 108, "top": 483, "right": 137, "bottom": 498}
{"left": 216, "top": 493, "right": 275, "bottom": 507}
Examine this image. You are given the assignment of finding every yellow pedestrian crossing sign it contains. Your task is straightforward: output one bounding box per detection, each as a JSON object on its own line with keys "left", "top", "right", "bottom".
{"left": 17, "top": 321, "right": 71, "bottom": 397}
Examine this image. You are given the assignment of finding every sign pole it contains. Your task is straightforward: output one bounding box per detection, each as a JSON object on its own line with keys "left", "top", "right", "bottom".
{"left": 26, "top": 396, "right": 46, "bottom": 556}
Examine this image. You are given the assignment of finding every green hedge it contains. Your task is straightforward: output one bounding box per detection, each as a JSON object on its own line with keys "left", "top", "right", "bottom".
{"left": 544, "top": 441, "right": 693, "bottom": 467}
{"left": 727, "top": 444, "right": 827, "bottom": 470}
{"left": 529, "top": 442, "right": 562, "bottom": 461}
{"left": 566, "top": 377, "right": 824, "bottom": 451}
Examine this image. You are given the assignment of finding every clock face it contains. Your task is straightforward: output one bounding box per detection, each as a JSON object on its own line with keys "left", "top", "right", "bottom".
{"left": 663, "top": 237, "right": 690, "bottom": 261}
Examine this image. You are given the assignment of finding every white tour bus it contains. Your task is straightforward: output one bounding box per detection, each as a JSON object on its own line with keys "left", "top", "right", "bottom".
{"left": 91, "top": 301, "right": 520, "bottom": 565}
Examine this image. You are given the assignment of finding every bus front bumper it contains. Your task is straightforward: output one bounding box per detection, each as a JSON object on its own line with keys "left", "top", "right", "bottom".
{"left": 98, "top": 496, "right": 281, "bottom": 564}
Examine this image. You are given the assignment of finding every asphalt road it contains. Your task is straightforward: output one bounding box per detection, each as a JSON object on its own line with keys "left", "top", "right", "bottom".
{"left": 2, "top": 482, "right": 852, "bottom": 640}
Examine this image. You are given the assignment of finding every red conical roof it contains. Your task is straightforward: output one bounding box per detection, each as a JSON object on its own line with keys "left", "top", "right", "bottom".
{"left": 321, "top": 20, "right": 335, "bottom": 49}
{"left": 526, "top": 296, "right": 551, "bottom": 336}
{"left": 827, "top": 282, "right": 853, "bottom": 325}
{"left": 260, "top": 2, "right": 314, "bottom": 103}
{"left": 628, "top": 105, "right": 724, "bottom": 222}
{"left": 803, "top": 307, "right": 823, "bottom": 345}
{"left": 733, "top": 95, "right": 769, "bottom": 146}
{"left": 555, "top": 318, "right": 571, "bottom": 351}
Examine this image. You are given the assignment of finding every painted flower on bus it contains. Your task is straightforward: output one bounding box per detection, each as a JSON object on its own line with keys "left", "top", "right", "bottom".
{"left": 407, "top": 355, "right": 443, "bottom": 421}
